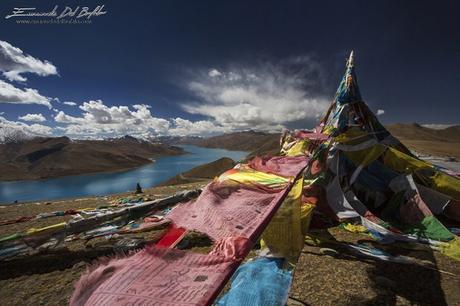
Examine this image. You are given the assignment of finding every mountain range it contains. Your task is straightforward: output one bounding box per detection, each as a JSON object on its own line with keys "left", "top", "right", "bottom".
{"left": 1, "top": 123, "right": 458, "bottom": 182}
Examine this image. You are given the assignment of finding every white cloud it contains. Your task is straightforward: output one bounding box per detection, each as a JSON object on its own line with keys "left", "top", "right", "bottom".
{"left": 55, "top": 100, "right": 170, "bottom": 138}
{"left": 182, "top": 56, "right": 329, "bottom": 132}
{"left": 377, "top": 109, "right": 385, "bottom": 116}
{"left": 63, "top": 101, "right": 77, "bottom": 106}
{"left": 54, "top": 111, "right": 83, "bottom": 124}
{"left": 0, "top": 41, "right": 57, "bottom": 109}
{"left": 0, "top": 40, "right": 58, "bottom": 82}
{"left": 0, "top": 80, "right": 52, "bottom": 108}
{"left": 208, "top": 68, "right": 222, "bottom": 77}
{"left": 18, "top": 113, "right": 46, "bottom": 122}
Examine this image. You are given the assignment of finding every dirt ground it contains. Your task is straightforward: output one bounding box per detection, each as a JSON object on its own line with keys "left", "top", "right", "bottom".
{"left": 0, "top": 182, "right": 207, "bottom": 306}
{"left": 288, "top": 228, "right": 460, "bottom": 306}
{"left": 0, "top": 181, "right": 459, "bottom": 306}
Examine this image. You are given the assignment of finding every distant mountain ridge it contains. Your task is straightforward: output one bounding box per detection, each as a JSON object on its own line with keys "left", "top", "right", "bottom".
{"left": 0, "top": 136, "right": 184, "bottom": 181}
{"left": 160, "top": 131, "right": 281, "bottom": 158}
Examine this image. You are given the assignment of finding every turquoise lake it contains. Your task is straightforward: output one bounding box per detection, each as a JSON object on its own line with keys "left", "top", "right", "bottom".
{"left": 0, "top": 145, "right": 247, "bottom": 204}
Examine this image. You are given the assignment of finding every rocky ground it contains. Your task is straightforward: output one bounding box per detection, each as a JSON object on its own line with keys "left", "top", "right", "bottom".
{"left": 0, "top": 182, "right": 207, "bottom": 306}
{"left": 0, "top": 181, "right": 459, "bottom": 306}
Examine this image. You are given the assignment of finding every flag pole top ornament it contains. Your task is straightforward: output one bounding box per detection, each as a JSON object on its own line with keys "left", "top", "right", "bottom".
{"left": 335, "top": 50, "right": 362, "bottom": 104}
{"left": 347, "top": 50, "right": 355, "bottom": 68}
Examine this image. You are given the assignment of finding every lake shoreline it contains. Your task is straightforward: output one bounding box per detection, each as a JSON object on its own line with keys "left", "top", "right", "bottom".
{"left": 0, "top": 159, "right": 157, "bottom": 183}
{"left": 0, "top": 145, "right": 248, "bottom": 205}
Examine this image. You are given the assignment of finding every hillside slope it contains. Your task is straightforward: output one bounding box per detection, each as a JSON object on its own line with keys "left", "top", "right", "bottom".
{"left": 0, "top": 136, "right": 184, "bottom": 181}
{"left": 157, "top": 157, "right": 236, "bottom": 186}
{"left": 190, "top": 131, "right": 280, "bottom": 151}
{"left": 386, "top": 123, "right": 460, "bottom": 159}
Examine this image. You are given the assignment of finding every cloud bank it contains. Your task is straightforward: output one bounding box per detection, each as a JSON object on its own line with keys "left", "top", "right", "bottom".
{"left": 55, "top": 100, "right": 171, "bottom": 138}
{"left": 182, "top": 56, "right": 329, "bottom": 131}
{"left": 422, "top": 124, "right": 457, "bottom": 130}
{"left": 0, "top": 115, "right": 53, "bottom": 141}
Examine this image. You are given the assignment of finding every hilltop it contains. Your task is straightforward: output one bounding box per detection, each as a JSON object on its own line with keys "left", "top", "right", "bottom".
{"left": 0, "top": 136, "right": 184, "bottom": 181}
{"left": 157, "top": 157, "right": 237, "bottom": 186}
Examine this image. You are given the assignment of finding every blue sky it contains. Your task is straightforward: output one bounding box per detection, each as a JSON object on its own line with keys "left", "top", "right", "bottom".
{"left": 0, "top": 0, "right": 459, "bottom": 139}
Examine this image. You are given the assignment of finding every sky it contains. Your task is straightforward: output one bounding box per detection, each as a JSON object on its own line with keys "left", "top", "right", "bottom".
{"left": 0, "top": 0, "right": 459, "bottom": 139}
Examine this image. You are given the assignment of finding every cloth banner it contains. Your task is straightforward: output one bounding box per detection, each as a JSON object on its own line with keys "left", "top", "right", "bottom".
{"left": 216, "top": 257, "right": 292, "bottom": 306}
{"left": 71, "top": 247, "right": 238, "bottom": 306}
{"left": 71, "top": 156, "right": 308, "bottom": 305}
{"left": 248, "top": 156, "right": 309, "bottom": 178}
{"left": 261, "top": 177, "right": 304, "bottom": 262}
